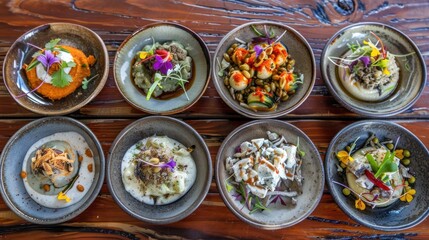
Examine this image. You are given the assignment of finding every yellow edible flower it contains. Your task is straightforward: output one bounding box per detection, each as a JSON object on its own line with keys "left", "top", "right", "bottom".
{"left": 395, "top": 149, "right": 404, "bottom": 160}
{"left": 363, "top": 40, "right": 380, "bottom": 57}
{"left": 383, "top": 67, "right": 390, "bottom": 76}
{"left": 57, "top": 191, "right": 71, "bottom": 202}
{"left": 139, "top": 51, "right": 150, "bottom": 60}
{"left": 400, "top": 189, "right": 416, "bottom": 202}
{"left": 336, "top": 150, "right": 354, "bottom": 165}
{"left": 355, "top": 198, "right": 366, "bottom": 211}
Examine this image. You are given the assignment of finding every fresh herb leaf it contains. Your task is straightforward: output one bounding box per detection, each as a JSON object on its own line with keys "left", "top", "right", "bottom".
{"left": 374, "top": 150, "right": 398, "bottom": 179}
{"left": 250, "top": 25, "right": 264, "bottom": 37}
{"left": 32, "top": 51, "right": 42, "bottom": 58}
{"left": 249, "top": 196, "right": 268, "bottom": 214}
{"left": 81, "top": 74, "right": 99, "bottom": 90}
{"left": 365, "top": 153, "right": 379, "bottom": 172}
{"left": 51, "top": 62, "right": 72, "bottom": 87}
{"left": 55, "top": 46, "right": 70, "bottom": 53}
{"left": 66, "top": 61, "right": 76, "bottom": 68}
{"left": 26, "top": 60, "right": 40, "bottom": 71}
{"left": 146, "top": 73, "right": 163, "bottom": 100}
{"left": 226, "top": 182, "right": 234, "bottom": 192}
{"left": 296, "top": 137, "right": 306, "bottom": 157}
{"left": 269, "top": 27, "right": 275, "bottom": 38}
{"left": 45, "top": 38, "right": 61, "bottom": 50}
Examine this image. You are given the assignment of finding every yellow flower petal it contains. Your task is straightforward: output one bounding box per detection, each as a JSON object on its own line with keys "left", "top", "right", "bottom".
{"left": 400, "top": 194, "right": 407, "bottom": 202}
{"left": 57, "top": 192, "right": 71, "bottom": 202}
{"left": 406, "top": 194, "right": 413, "bottom": 202}
{"left": 355, "top": 199, "right": 366, "bottom": 211}
{"left": 139, "top": 51, "right": 149, "bottom": 59}
{"left": 337, "top": 150, "right": 354, "bottom": 165}
{"left": 408, "top": 189, "right": 416, "bottom": 195}
{"left": 395, "top": 149, "right": 404, "bottom": 160}
{"left": 337, "top": 151, "right": 349, "bottom": 158}
{"left": 383, "top": 68, "right": 390, "bottom": 76}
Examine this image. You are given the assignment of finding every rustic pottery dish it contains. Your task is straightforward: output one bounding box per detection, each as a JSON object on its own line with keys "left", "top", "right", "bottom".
{"left": 325, "top": 120, "right": 429, "bottom": 231}
{"left": 212, "top": 21, "right": 316, "bottom": 119}
{"left": 107, "top": 116, "right": 212, "bottom": 224}
{"left": 113, "top": 23, "right": 211, "bottom": 115}
{"left": 216, "top": 120, "right": 324, "bottom": 229}
{"left": 0, "top": 117, "right": 105, "bottom": 224}
{"left": 2, "top": 22, "right": 109, "bottom": 115}
{"left": 321, "top": 22, "right": 426, "bottom": 117}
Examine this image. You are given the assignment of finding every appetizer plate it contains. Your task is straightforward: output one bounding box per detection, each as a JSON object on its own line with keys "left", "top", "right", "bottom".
{"left": 212, "top": 21, "right": 316, "bottom": 119}
{"left": 0, "top": 117, "right": 105, "bottom": 224}
{"left": 321, "top": 22, "right": 426, "bottom": 117}
{"left": 3, "top": 22, "right": 109, "bottom": 115}
{"left": 107, "top": 116, "right": 212, "bottom": 224}
{"left": 114, "top": 22, "right": 211, "bottom": 115}
{"left": 216, "top": 120, "right": 324, "bottom": 229}
{"left": 325, "top": 120, "right": 429, "bottom": 231}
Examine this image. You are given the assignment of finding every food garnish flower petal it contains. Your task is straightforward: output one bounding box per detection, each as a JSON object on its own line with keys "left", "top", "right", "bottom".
{"left": 37, "top": 50, "right": 60, "bottom": 69}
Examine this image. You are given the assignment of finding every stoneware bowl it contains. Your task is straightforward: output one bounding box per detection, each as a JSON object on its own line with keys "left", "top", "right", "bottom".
{"left": 325, "top": 120, "right": 429, "bottom": 231}
{"left": 0, "top": 117, "right": 105, "bottom": 224}
{"left": 212, "top": 21, "right": 316, "bottom": 119}
{"left": 3, "top": 23, "right": 109, "bottom": 115}
{"left": 216, "top": 120, "right": 324, "bottom": 229}
{"left": 321, "top": 22, "right": 426, "bottom": 117}
{"left": 107, "top": 116, "right": 212, "bottom": 224}
{"left": 113, "top": 23, "right": 211, "bottom": 115}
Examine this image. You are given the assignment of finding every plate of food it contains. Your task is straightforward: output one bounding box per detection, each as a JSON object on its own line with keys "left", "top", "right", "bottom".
{"left": 3, "top": 23, "right": 109, "bottom": 115}
{"left": 321, "top": 22, "right": 426, "bottom": 117}
{"left": 0, "top": 117, "right": 105, "bottom": 224}
{"left": 107, "top": 116, "right": 212, "bottom": 224}
{"left": 113, "top": 23, "right": 211, "bottom": 115}
{"left": 212, "top": 21, "right": 316, "bottom": 118}
{"left": 216, "top": 120, "right": 324, "bottom": 229}
{"left": 325, "top": 120, "right": 429, "bottom": 230}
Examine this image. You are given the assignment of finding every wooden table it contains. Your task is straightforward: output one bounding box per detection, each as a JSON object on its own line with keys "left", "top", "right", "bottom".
{"left": 0, "top": 0, "right": 428, "bottom": 239}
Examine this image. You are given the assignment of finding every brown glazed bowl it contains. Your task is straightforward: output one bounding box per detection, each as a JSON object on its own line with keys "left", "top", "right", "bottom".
{"left": 113, "top": 22, "right": 211, "bottom": 115}
{"left": 2, "top": 22, "right": 109, "bottom": 115}
{"left": 212, "top": 21, "right": 316, "bottom": 119}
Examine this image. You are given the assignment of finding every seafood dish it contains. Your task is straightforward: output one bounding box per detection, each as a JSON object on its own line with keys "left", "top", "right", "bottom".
{"left": 328, "top": 32, "right": 414, "bottom": 102}
{"left": 218, "top": 25, "right": 303, "bottom": 111}
{"left": 22, "top": 38, "right": 97, "bottom": 100}
{"left": 132, "top": 40, "right": 193, "bottom": 100}
{"left": 122, "top": 136, "right": 196, "bottom": 205}
{"left": 335, "top": 134, "right": 416, "bottom": 210}
{"left": 21, "top": 132, "right": 95, "bottom": 208}
{"left": 224, "top": 131, "right": 304, "bottom": 213}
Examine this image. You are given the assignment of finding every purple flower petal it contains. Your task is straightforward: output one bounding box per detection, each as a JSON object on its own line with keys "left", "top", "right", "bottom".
{"left": 359, "top": 56, "right": 371, "bottom": 68}
{"left": 348, "top": 60, "right": 358, "bottom": 71}
{"left": 37, "top": 50, "right": 60, "bottom": 69}
{"left": 254, "top": 45, "right": 263, "bottom": 58}
{"left": 153, "top": 55, "right": 164, "bottom": 70}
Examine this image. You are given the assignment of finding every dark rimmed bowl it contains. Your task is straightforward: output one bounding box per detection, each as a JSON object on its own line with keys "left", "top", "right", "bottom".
{"left": 321, "top": 22, "right": 426, "bottom": 117}
{"left": 212, "top": 21, "right": 316, "bottom": 119}
{"left": 107, "top": 116, "right": 212, "bottom": 224}
{"left": 325, "top": 120, "right": 429, "bottom": 231}
{"left": 2, "top": 23, "right": 109, "bottom": 115}
{"left": 0, "top": 117, "right": 105, "bottom": 224}
{"left": 215, "top": 120, "right": 324, "bottom": 229}
{"left": 113, "top": 22, "right": 211, "bottom": 115}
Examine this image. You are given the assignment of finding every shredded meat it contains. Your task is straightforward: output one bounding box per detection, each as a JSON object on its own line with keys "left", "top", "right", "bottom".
{"left": 31, "top": 148, "right": 74, "bottom": 177}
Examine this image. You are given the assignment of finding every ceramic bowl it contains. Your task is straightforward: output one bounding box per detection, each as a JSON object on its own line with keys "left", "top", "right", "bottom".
{"left": 215, "top": 120, "right": 324, "bottom": 229}
{"left": 2, "top": 23, "right": 109, "bottom": 115}
{"left": 107, "top": 116, "right": 212, "bottom": 224}
{"left": 113, "top": 23, "right": 211, "bottom": 115}
{"left": 212, "top": 21, "right": 316, "bottom": 119}
{"left": 321, "top": 22, "right": 426, "bottom": 117}
{"left": 325, "top": 120, "right": 429, "bottom": 231}
{"left": 0, "top": 117, "right": 105, "bottom": 224}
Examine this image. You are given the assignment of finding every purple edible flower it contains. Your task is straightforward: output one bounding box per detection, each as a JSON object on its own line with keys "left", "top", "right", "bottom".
{"left": 359, "top": 56, "right": 371, "bottom": 67}
{"left": 153, "top": 49, "right": 173, "bottom": 75}
{"left": 37, "top": 50, "right": 60, "bottom": 69}
{"left": 139, "top": 157, "right": 177, "bottom": 172}
{"left": 254, "top": 45, "right": 263, "bottom": 58}
{"left": 251, "top": 36, "right": 274, "bottom": 45}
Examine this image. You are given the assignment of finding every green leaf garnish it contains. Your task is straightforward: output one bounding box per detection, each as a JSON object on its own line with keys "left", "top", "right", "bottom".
{"left": 374, "top": 150, "right": 398, "bottom": 179}
{"left": 45, "top": 38, "right": 61, "bottom": 50}
{"left": 26, "top": 60, "right": 40, "bottom": 71}
{"left": 51, "top": 62, "right": 72, "bottom": 87}
{"left": 226, "top": 182, "right": 233, "bottom": 192}
{"left": 249, "top": 196, "right": 269, "bottom": 214}
{"left": 250, "top": 25, "right": 264, "bottom": 37}
{"left": 55, "top": 46, "right": 70, "bottom": 53}
{"left": 32, "top": 51, "right": 42, "bottom": 58}
{"left": 146, "top": 73, "right": 163, "bottom": 100}
{"left": 365, "top": 153, "right": 379, "bottom": 172}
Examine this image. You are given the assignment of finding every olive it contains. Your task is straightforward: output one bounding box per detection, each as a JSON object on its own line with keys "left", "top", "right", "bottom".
{"left": 342, "top": 188, "right": 351, "bottom": 196}
{"left": 223, "top": 77, "right": 229, "bottom": 86}
{"left": 281, "top": 94, "right": 289, "bottom": 102}
{"left": 255, "top": 79, "right": 264, "bottom": 86}
{"left": 386, "top": 143, "right": 394, "bottom": 150}
{"left": 239, "top": 64, "right": 250, "bottom": 71}
{"left": 271, "top": 82, "right": 276, "bottom": 92}
{"left": 223, "top": 53, "right": 231, "bottom": 62}
{"left": 404, "top": 149, "right": 411, "bottom": 158}
{"left": 264, "top": 84, "right": 271, "bottom": 93}
{"left": 372, "top": 137, "right": 379, "bottom": 144}
{"left": 231, "top": 43, "right": 239, "bottom": 49}
{"left": 227, "top": 47, "right": 234, "bottom": 55}
{"left": 401, "top": 158, "right": 411, "bottom": 166}
{"left": 408, "top": 176, "right": 416, "bottom": 184}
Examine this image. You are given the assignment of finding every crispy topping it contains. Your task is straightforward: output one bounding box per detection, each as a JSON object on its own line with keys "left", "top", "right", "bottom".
{"left": 31, "top": 147, "right": 74, "bottom": 177}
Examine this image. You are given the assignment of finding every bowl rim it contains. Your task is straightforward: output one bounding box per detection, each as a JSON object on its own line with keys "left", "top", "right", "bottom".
{"left": 212, "top": 21, "right": 316, "bottom": 119}
{"left": 2, "top": 22, "right": 109, "bottom": 116}
{"left": 0, "top": 116, "right": 106, "bottom": 224}
{"left": 324, "top": 120, "right": 429, "bottom": 231}
{"left": 215, "top": 119, "right": 324, "bottom": 229}
{"left": 106, "top": 115, "right": 213, "bottom": 224}
{"left": 320, "top": 22, "right": 427, "bottom": 117}
{"left": 113, "top": 22, "right": 211, "bottom": 115}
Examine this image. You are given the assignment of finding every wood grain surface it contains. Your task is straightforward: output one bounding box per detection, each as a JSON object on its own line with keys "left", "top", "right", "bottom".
{"left": 0, "top": 0, "right": 428, "bottom": 239}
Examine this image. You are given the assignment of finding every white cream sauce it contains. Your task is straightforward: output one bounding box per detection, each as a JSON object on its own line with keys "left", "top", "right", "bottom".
{"left": 22, "top": 132, "right": 95, "bottom": 208}
{"left": 121, "top": 136, "right": 196, "bottom": 205}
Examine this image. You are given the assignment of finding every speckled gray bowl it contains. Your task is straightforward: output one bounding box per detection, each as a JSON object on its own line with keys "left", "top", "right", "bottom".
{"left": 114, "top": 23, "right": 211, "bottom": 115}
{"left": 3, "top": 23, "right": 109, "bottom": 115}
{"left": 107, "top": 116, "right": 212, "bottom": 224}
{"left": 0, "top": 117, "right": 105, "bottom": 224}
{"left": 325, "top": 120, "right": 429, "bottom": 231}
{"left": 215, "top": 120, "right": 324, "bottom": 229}
{"left": 212, "top": 21, "right": 316, "bottom": 119}
{"left": 321, "top": 22, "right": 426, "bottom": 117}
